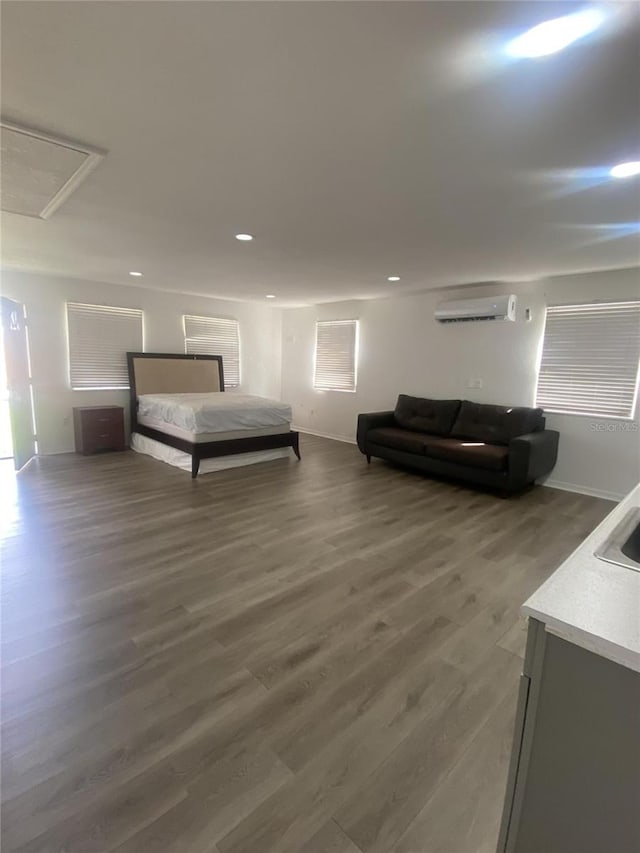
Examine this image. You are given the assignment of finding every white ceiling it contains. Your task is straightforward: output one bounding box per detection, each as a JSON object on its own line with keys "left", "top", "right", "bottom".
{"left": 1, "top": 1, "right": 639, "bottom": 306}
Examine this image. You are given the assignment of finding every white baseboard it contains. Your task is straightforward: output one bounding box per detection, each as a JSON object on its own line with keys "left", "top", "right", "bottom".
{"left": 292, "top": 435, "right": 623, "bottom": 501}
{"left": 34, "top": 441, "right": 624, "bottom": 503}
{"left": 543, "top": 478, "right": 623, "bottom": 503}
{"left": 293, "top": 426, "right": 357, "bottom": 445}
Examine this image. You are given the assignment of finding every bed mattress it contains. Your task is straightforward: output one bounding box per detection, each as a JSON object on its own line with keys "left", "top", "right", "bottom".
{"left": 137, "top": 392, "right": 292, "bottom": 435}
{"left": 136, "top": 416, "right": 290, "bottom": 444}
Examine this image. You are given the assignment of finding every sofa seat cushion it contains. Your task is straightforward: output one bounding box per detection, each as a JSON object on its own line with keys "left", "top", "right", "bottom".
{"left": 422, "top": 436, "right": 509, "bottom": 471}
{"left": 394, "top": 395, "right": 461, "bottom": 436}
{"left": 451, "top": 401, "right": 544, "bottom": 445}
{"left": 367, "top": 427, "right": 428, "bottom": 455}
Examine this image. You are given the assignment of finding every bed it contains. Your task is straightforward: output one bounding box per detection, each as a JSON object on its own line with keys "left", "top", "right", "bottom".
{"left": 127, "top": 352, "right": 300, "bottom": 478}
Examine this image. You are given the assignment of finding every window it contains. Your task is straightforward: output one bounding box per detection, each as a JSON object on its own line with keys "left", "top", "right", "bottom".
{"left": 314, "top": 319, "right": 358, "bottom": 392}
{"left": 535, "top": 301, "right": 640, "bottom": 418}
{"left": 67, "top": 303, "right": 143, "bottom": 390}
{"left": 184, "top": 315, "right": 240, "bottom": 387}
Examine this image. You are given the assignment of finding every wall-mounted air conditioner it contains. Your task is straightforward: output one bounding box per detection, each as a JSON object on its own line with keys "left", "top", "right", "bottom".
{"left": 435, "top": 294, "right": 517, "bottom": 323}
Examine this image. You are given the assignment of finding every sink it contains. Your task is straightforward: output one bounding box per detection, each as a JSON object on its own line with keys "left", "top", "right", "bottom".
{"left": 595, "top": 507, "right": 640, "bottom": 573}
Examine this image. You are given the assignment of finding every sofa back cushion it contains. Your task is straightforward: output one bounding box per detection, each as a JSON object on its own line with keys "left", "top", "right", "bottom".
{"left": 394, "top": 395, "right": 461, "bottom": 436}
{"left": 451, "top": 401, "right": 544, "bottom": 445}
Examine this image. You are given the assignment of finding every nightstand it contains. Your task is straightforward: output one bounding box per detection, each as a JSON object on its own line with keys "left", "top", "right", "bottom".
{"left": 73, "top": 406, "right": 126, "bottom": 454}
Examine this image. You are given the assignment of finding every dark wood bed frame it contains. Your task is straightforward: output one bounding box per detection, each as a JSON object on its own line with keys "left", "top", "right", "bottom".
{"left": 127, "top": 352, "right": 300, "bottom": 478}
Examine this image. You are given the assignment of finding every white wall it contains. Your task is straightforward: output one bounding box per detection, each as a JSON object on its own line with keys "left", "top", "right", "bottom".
{"left": 281, "top": 267, "right": 640, "bottom": 501}
{"left": 3, "top": 266, "right": 638, "bottom": 500}
{"left": 1, "top": 271, "right": 282, "bottom": 454}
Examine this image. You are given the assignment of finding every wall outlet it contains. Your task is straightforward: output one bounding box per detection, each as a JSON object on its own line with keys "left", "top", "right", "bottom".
{"left": 467, "top": 378, "right": 483, "bottom": 389}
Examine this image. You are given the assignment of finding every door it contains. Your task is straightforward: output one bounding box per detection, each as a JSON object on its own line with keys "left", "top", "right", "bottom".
{"left": 1, "top": 297, "right": 36, "bottom": 470}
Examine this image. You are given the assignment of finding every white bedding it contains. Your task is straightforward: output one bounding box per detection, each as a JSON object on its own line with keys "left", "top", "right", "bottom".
{"left": 131, "top": 432, "right": 290, "bottom": 474}
{"left": 137, "top": 392, "right": 292, "bottom": 434}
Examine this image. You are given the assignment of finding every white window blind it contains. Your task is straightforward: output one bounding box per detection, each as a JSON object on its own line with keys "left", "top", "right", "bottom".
{"left": 314, "top": 320, "right": 358, "bottom": 392}
{"left": 535, "top": 301, "right": 640, "bottom": 418}
{"left": 67, "top": 302, "right": 143, "bottom": 390}
{"left": 184, "top": 315, "right": 240, "bottom": 387}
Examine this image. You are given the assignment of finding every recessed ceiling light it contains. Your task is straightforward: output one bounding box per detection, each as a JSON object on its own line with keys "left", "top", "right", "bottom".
{"left": 129, "top": 271, "right": 143, "bottom": 276}
{"left": 506, "top": 9, "right": 604, "bottom": 58}
{"left": 610, "top": 161, "right": 640, "bottom": 179}
{"left": 235, "top": 233, "right": 253, "bottom": 241}
{"left": 265, "top": 294, "right": 276, "bottom": 299}
{"left": 387, "top": 276, "right": 401, "bottom": 282}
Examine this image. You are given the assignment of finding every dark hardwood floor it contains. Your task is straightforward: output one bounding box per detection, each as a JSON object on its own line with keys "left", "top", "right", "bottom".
{"left": 0, "top": 437, "right": 613, "bottom": 853}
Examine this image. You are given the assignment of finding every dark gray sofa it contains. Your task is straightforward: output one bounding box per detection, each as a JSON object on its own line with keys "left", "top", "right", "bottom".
{"left": 357, "top": 395, "right": 559, "bottom": 494}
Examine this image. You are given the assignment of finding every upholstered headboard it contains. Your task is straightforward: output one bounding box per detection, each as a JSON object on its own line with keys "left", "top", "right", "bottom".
{"left": 127, "top": 352, "right": 224, "bottom": 429}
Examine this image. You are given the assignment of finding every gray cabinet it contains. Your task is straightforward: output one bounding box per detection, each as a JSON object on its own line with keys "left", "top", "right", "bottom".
{"left": 498, "top": 619, "right": 640, "bottom": 853}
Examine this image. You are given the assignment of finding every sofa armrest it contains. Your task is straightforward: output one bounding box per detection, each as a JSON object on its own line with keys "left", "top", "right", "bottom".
{"left": 508, "top": 429, "right": 560, "bottom": 488}
{"left": 357, "top": 411, "right": 395, "bottom": 454}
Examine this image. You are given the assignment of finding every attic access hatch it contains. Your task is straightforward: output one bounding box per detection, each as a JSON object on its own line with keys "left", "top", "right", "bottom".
{"left": 0, "top": 121, "right": 105, "bottom": 219}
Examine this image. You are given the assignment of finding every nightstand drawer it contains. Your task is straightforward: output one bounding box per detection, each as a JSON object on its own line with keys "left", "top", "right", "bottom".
{"left": 82, "top": 409, "right": 122, "bottom": 429}
{"left": 73, "top": 406, "right": 126, "bottom": 455}
{"left": 83, "top": 424, "right": 125, "bottom": 453}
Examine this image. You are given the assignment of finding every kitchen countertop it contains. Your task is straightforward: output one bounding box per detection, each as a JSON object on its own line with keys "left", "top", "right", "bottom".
{"left": 522, "top": 482, "right": 640, "bottom": 673}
